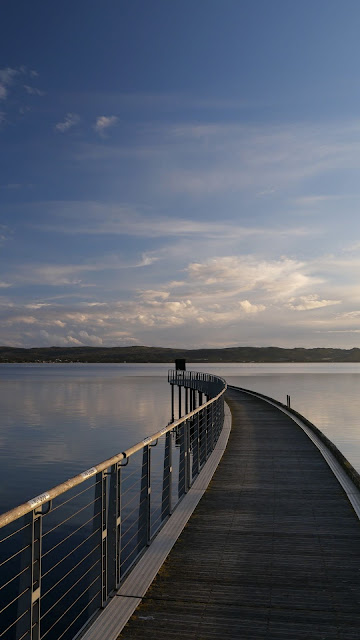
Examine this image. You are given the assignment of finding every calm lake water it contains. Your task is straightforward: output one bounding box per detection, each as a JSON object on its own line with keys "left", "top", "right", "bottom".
{"left": 1, "top": 362, "right": 360, "bottom": 513}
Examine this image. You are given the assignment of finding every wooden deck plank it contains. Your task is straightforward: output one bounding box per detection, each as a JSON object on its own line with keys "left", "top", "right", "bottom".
{"left": 116, "top": 388, "right": 360, "bottom": 639}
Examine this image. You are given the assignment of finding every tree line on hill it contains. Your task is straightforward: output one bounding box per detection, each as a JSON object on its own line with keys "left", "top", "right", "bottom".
{"left": 1, "top": 345, "right": 360, "bottom": 363}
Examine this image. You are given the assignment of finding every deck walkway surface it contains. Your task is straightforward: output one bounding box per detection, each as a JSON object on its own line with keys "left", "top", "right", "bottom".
{"left": 117, "top": 388, "right": 360, "bottom": 639}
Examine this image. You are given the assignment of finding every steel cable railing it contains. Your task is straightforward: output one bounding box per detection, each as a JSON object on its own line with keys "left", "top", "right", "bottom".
{"left": 0, "top": 370, "right": 226, "bottom": 640}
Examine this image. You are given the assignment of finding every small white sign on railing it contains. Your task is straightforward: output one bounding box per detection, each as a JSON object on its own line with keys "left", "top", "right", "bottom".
{"left": 28, "top": 492, "right": 51, "bottom": 508}
{"left": 81, "top": 467, "right": 97, "bottom": 480}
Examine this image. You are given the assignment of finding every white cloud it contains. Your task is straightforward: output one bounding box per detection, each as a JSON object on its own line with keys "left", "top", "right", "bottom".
{"left": 152, "top": 119, "right": 360, "bottom": 196}
{"left": 136, "top": 253, "right": 159, "bottom": 267}
{"left": 23, "top": 85, "right": 45, "bottom": 96}
{"left": 78, "top": 330, "right": 103, "bottom": 346}
{"left": 0, "top": 68, "right": 18, "bottom": 83}
{"left": 4, "top": 315, "right": 37, "bottom": 325}
{"left": 138, "top": 290, "right": 170, "bottom": 301}
{"left": 319, "top": 329, "right": 360, "bottom": 334}
{"left": 287, "top": 295, "right": 341, "bottom": 311}
{"left": 336, "top": 310, "right": 360, "bottom": 320}
{"left": 27, "top": 200, "right": 310, "bottom": 241}
{"left": 343, "top": 242, "right": 360, "bottom": 252}
{"left": 0, "top": 67, "right": 19, "bottom": 97}
{"left": 39, "top": 330, "right": 83, "bottom": 346}
{"left": 187, "top": 256, "right": 318, "bottom": 299}
{"left": 1, "top": 183, "right": 21, "bottom": 189}
{"left": 80, "top": 302, "right": 108, "bottom": 308}
{"left": 55, "top": 113, "right": 80, "bottom": 133}
{"left": 94, "top": 115, "right": 118, "bottom": 134}
{"left": 7, "top": 251, "right": 159, "bottom": 288}
{"left": 0, "top": 67, "right": 41, "bottom": 103}
{"left": 0, "top": 66, "right": 42, "bottom": 126}
{"left": 239, "top": 299, "right": 266, "bottom": 314}
{"left": 17, "top": 264, "right": 85, "bottom": 286}
{"left": 292, "top": 195, "right": 346, "bottom": 207}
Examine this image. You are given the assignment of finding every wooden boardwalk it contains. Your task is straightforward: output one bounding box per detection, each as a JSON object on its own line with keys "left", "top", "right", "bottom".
{"left": 117, "top": 388, "right": 360, "bottom": 639}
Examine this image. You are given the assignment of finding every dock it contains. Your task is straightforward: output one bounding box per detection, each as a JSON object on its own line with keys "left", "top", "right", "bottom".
{"left": 1, "top": 372, "right": 360, "bottom": 640}
{"left": 116, "top": 387, "right": 360, "bottom": 639}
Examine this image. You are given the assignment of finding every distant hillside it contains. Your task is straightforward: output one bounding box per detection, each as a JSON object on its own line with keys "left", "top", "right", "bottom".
{"left": 1, "top": 345, "right": 360, "bottom": 363}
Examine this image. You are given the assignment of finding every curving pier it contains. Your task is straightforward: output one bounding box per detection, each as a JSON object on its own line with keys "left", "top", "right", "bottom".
{"left": 116, "top": 386, "right": 360, "bottom": 639}
{"left": 1, "top": 371, "right": 360, "bottom": 640}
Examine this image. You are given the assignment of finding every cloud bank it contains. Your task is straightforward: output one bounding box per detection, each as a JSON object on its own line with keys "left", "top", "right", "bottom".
{"left": 2, "top": 250, "right": 359, "bottom": 349}
{"left": 94, "top": 116, "right": 118, "bottom": 134}
{"left": 55, "top": 113, "right": 80, "bottom": 132}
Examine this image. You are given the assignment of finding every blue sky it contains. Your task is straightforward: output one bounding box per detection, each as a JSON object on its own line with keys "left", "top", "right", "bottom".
{"left": 2, "top": 0, "right": 360, "bottom": 349}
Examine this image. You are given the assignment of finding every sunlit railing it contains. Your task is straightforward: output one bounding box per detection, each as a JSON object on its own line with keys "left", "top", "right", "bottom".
{"left": 0, "top": 370, "right": 226, "bottom": 640}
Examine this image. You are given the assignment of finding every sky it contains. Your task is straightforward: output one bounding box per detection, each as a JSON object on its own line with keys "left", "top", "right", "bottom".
{"left": 2, "top": 0, "right": 360, "bottom": 349}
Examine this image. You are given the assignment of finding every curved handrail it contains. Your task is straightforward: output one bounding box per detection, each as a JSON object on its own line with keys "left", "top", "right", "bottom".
{"left": 0, "top": 370, "right": 226, "bottom": 529}
{"left": 0, "top": 369, "right": 227, "bottom": 640}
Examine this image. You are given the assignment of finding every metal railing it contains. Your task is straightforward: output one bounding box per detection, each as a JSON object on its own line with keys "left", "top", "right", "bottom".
{"left": 0, "top": 370, "right": 226, "bottom": 640}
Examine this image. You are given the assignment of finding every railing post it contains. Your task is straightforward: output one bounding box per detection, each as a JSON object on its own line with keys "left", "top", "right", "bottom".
{"left": 192, "top": 410, "right": 200, "bottom": 478}
{"left": 178, "top": 385, "right": 182, "bottom": 419}
{"left": 138, "top": 445, "right": 151, "bottom": 549}
{"left": 100, "top": 470, "right": 108, "bottom": 608}
{"left": 204, "top": 396, "right": 210, "bottom": 459}
{"left": 185, "top": 419, "right": 191, "bottom": 491}
{"left": 13, "top": 514, "right": 32, "bottom": 640}
{"left": 215, "top": 398, "right": 221, "bottom": 441}
{"left": 198, "top": 408, "right": 203, "bottom": 468}
{"left": 30, "top": 510, "right": 42, "bottom": 640}
{"left": 209, "top": 401, "right": 215, "bottom": 452}
{"left": 162, "top": 431, "right": 172, "bottom": 519}
{"left": 212, "top": 399, "right": 217, "bottom": 443}
{"left": 219, "top": 397, "right": 224, "bottom": 438}
{"left": 200, "top": 407, "right": 206, "bottom": 468}
{"left": 178, "top": 422, "right": 186, "bottom": 498}
{"left": 107, "top": 463, "right": 121, "bottom": 593}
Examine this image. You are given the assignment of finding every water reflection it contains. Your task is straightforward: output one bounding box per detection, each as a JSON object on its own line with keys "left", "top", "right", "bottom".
{"left": 2, "top": 362, "right": 360, "bottom": 514}
{"left": 0, "top": 365, "right": 171, "bottom": 512}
